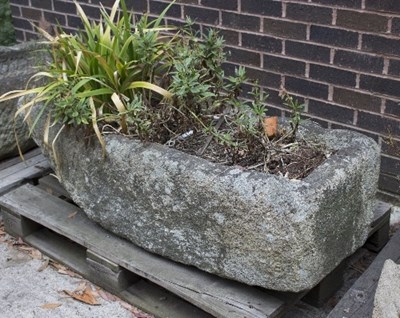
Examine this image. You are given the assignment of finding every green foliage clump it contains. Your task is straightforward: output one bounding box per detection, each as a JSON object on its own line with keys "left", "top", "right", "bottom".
{"left": 0, "top": 0, "right": 304, "bottom": 164}
{"left": 0, "top": 0, "right": 16, "bottom": 46}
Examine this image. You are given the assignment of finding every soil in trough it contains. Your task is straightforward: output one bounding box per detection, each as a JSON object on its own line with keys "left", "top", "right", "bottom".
{"left": 170, "top": 129, "right": 330, "bottom": 180}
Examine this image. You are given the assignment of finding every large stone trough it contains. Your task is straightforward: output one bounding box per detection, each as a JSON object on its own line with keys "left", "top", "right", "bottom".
{"left": 31, "top": 116, "right": 380, "bottom": 292}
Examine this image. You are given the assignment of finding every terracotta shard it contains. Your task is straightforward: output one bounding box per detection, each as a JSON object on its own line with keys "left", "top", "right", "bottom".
{"left": 263, "top": 116, "right": 278, "bottom": 138}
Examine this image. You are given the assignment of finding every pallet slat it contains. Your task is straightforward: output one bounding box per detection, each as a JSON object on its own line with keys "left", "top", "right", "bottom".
{"left": 0, "top": 151, "right": 51, "bottom": 195}
{"left": 0, "top": 148, "right": 42, "bottom": 171}
{"left": 0, "top": 184, "right": 292, "bottom": 318}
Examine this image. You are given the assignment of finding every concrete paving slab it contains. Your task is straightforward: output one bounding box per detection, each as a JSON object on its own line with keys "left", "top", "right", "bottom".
{"left": 0, "top": 221, "right": 152, "bottom": 318}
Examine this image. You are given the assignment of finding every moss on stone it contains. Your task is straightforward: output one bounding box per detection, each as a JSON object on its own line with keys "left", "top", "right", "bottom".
{"left": 0, "top": 0, "right": 16, "bottom": 46}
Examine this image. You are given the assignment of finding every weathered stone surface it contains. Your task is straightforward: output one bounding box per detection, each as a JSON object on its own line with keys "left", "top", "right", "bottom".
{"left": 30, "top": 112, "right": 380, "bottom": 292}
{"left": 373, "top": 259, "right": 400, "bottom": 318}
{"left": 0, "top": 41, "right": 46, "bottom": 160}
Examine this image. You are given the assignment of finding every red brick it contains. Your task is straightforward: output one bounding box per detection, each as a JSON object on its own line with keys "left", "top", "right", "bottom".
{"left": 336, "top": 10, "right": 388, "bottom": 33}
{"left": 381, "top": 156, "right": 400, "bottom": 175}
{"left": 333, "top": 88, "right": 381, "bottom": 112}
{"left": 379, "top": 173, "right": 400, "bottom": 196}
{"left": 309, "top": 64, "right": 356, "bottom": 87}
{"left": 242, "top": 0, "right": 282, "bottom": 17}
{"left": 263, "top": 18, "right": 307, "bottom": 40}
{"left": 222, "top": 12, "right": 259, "bottom": 32}
{"left": 201, "top": 0, "right": 237, "bottom": 11}
{"left": 184, "top": 6, "right": 219, "bottom": 25}
{"left": 285, "top": 77, "right": 329, "bottom": 99}
{"left": 286, "top": 3, "right": 332, "bottom": 24}
{"left": 310, "top": 25, "right": 358, "bottom": 48}
{"left": 308, "top": 100, "right": 354, "bottom": 124}
{"left": 334, "top": 50, "right": 384, "bottom": 74}
{"left": 242, "top": 33, "right": 282, "bottom": 53}
{"left": 263, "top": 54, "right": 306, "bottom": 76}
{"left": 286, "top": 41, "right": 331, "bottom": 63}
{"left": 358, "top": 111, "right": 400, "bottom": 137}
{"left": 225, "top": 47, "right": 260, "bottom": 67}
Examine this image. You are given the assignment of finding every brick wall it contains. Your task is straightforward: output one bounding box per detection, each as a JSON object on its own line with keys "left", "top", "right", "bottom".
{"left": 9, "top": 0, "right": 400, "bottom": 201}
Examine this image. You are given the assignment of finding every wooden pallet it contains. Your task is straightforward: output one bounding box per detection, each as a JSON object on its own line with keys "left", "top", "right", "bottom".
{"left": 0, "top": 181, "right": 306, "bottom": 318}
{"left": 0, "top": 162, "right": 393, "bottom": 317}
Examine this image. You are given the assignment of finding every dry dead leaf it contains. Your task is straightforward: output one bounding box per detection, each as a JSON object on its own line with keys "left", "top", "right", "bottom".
{"left": 75, "top": 282, "right": 87, "bottom": 292}
{"left": 64, "top": 286, "right": 100, "bottom": 305}
{"left": 116, "top": 298, "right": 154, "bottom": 318}
{"left": 57, "top": 269, "right": 79, "bottom": 277}
{"left": 68, "top": 211, "right": 78, "bottom": 219}
{"left": 98, "top": 289, "right": 117, "bottom": 302}
{"left": 90, "top": 288, "right": 99, "bottom": 298}
{"left": 57, "top": 269, "right": 70, "bottom": 275}
{"left": 130, "top": 307, "right": 154, "bottom": 318}
{"left": 40, "top": 303, "right": 62, "bottom": 310}
{"left": 50, "top": 260, "right": 68, "bottom": 272}
{"left": 37, "top": 258, "right": 50, "bottom": 272}
{"left": 98, "top": 289, "right": 110, "bottom": 301}
{"left": 50, "top": 260, "right": 66, "bottom": 270}
{"left": 65, "top": 269, "right": 80, "bottom": 278}
{"left": 133, "top": 313, "right": 154, "bottom": 318}
{"left": 31, "top": 249, "right": 43, "bottom": 260}
{"left": 17, "top": 246, "right": 32, "bottom": 251}
{"left": 0, "top": 222, "right": 6, "bottom": 241}
{"left": 13, "top": 237, "right": 25, "bottom": 246}
{"left": 49, "top": 260, "right": 80, "bottom": 277}
{"left": 49, "top": 173, "right": 60, "bottom": 181}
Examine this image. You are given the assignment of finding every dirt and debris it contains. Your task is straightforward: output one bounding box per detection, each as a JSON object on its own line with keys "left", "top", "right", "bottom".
{"left": 165, "top": 128, "right": 332, "bottom": 180}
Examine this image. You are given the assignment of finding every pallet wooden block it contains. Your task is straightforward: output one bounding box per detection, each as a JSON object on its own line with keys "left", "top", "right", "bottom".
{"left": 0, "top": 183, "right": 302, "bottom": 318}
{"left": 365, "top": 201, "right": 392, "bottom": 252}
{"left": 302, "top": 258, "right": 348, "bottom": 307}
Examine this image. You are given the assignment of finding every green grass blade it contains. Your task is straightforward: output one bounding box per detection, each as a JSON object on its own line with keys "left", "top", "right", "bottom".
{"left": 151, "top": 0, "right": 176, "bottom": 28}
{"left": 76, "top": 87, "right": 114, "bottom": 98}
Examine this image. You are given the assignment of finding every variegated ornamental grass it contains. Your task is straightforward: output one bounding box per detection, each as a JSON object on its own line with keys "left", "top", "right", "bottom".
{"left": 0, "top": 0, "right": 175, "bottom": 156}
